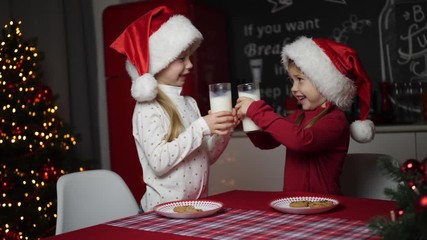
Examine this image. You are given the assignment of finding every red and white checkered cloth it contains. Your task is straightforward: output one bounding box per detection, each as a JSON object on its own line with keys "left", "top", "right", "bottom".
{"left": 107, "top": 208, "right": 378, "bottom": 239}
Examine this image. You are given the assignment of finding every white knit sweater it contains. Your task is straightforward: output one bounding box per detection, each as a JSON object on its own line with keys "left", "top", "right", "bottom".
{"left": 133, "top": 84, "right": 231, "bottom": 211}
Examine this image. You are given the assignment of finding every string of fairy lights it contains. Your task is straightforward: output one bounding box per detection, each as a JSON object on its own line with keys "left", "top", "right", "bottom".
{"left": 1, "top": 20, "right": 80, "bottom": 239}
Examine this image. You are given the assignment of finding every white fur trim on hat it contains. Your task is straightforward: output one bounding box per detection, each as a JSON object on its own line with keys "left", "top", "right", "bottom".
{"left": 127, "top": 60, "right": 158, "bottom": 102}
{"left": 350, "top": 119, "right": 375, "bottom": 143}
{"left": 148, "top": 15, "right": 203, "bottom": 75}
{"left": 281, "top": 36, "right": 356, "bottom": 110}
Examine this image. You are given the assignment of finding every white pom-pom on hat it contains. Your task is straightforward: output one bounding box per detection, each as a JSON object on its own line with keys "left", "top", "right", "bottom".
{"left": 126, "top": 60, "right": 158, "bottom": 102}
{"left": 350, "top": 119, "right": 375, "bottom": 143}
{"left": 131, "top": 73, "right": 158, "bottom": 102}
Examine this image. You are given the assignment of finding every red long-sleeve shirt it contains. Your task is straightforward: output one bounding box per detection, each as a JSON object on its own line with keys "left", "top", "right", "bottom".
{"left": 246, "top": 100, "right": 350, "bottom": 195}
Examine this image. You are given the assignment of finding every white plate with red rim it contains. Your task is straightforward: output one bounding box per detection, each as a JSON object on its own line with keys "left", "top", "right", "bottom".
{"left": 270, "top": 196, "right": 339, "bottom": 215}
{"left": 153, "top": 200, "right": 224, "bottom": 219}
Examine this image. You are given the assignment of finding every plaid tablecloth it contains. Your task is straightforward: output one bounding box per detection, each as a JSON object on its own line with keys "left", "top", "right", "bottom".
{"left": 107, "top": 208, "right": 378, "bottom": 239}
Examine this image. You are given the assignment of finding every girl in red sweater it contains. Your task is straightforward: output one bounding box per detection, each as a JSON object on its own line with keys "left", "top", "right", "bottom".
{"left": 235, "top": 36, "right": 375, "bottom": 195}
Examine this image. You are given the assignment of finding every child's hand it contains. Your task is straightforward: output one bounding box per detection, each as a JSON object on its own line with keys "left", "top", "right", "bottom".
{"left": 231, "top": 108, "right": 241, "bottom": 128}
{"left": 235, "top": 97, "right": 255, "bottom": 120}
{"left": 203, "top": 111, "right": 235, "bottom": 135}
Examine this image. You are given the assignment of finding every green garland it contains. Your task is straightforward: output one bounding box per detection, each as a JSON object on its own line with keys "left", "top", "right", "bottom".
{"left": 368, "top": 156, "right": 427, "bottom": 240}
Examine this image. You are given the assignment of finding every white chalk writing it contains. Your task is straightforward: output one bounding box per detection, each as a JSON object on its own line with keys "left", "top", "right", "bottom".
{"left": 243, "top": 18, "right": 321, "bottom": 39}
{"left": 397, "top": 4, "right": 427, "bottom": 79}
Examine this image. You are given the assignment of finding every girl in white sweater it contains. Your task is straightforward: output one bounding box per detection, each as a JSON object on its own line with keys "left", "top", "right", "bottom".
{"left": 110, "top": 6, "right": 237, "bottom": 211}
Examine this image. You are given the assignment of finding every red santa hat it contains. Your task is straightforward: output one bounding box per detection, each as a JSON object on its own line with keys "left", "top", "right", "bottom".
{"left": 110, "top": 6, "right": 203, "bottom": 102}
{"left": 281, "top": 36, "right": 375, "bottom": 143}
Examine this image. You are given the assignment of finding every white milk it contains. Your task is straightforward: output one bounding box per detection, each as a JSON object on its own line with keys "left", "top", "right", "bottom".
{"left": 238, "top": 91, "right": 261, "bottom": 132}
{"left": 210, "top": 92, "right": 232, "bottom": 112}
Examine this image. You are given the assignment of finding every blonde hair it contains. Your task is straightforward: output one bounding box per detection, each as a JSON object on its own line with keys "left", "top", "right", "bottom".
{"left": 288, "top": 60, "right": 329, "bottom": 128}
{"left": 295, "top": 108, "right": 329, "bottom": 128}
{"left": 155, "top": 88, "right": 183, "bottom": 142}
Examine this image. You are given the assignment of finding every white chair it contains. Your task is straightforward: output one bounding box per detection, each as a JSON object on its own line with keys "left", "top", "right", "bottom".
{"left": 55, "top": 169, "right": 140, "bottom": 235}
{"left": 340, "top": 153, "right": 396, "bottom": 200}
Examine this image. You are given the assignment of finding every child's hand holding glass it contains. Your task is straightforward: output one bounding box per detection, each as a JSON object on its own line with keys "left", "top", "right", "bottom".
{"left": 203, "top": 109, "right": 239, "bottom": 135}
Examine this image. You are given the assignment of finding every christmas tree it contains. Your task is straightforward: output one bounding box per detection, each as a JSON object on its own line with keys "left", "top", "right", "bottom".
{"left": 0, "top": 20, "right": 84, "bottom": 239}
{"left": 369, "top": 157, "right": 427, "bottom": 240}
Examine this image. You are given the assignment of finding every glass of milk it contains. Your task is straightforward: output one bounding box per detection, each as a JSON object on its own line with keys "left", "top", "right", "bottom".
{"left": 237, "top": 83, "right": 261, "bottom": 132}
{"left": 209, "top": 83, "right": 232, "bottom": 113}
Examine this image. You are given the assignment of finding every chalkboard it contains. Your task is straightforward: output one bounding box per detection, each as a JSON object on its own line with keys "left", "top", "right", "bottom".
{"left": 203, "top": 0, "right": 427, "bottom": 117}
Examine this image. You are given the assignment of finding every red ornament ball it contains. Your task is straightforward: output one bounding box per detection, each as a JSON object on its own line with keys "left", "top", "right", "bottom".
{"left": 415, "top": 194, "right": 427, "bottom": 213}
{"left": 401, "top": 159, "right": 422, "bottom": 174}
{"left": 41, "top": 162, "right": 60, "bottom": 182}
{"left": 0, "top": 177, "right": 14, "bottom": 193}
{"left": 419, "top": 195, "right": 427, "bottom": 208}
{"left": 2, "top": 228, "right": 20, "bottom": 240}
{"left": 15, "top": 61, "right": 22, "bottom": 69}
{"left": 396, "top": 208, "right": 405, "bottom": 217}
{"left": 12, "top": 126, "right": 23, "bottom": 135}
{"left": 33, "top": 85, "right": 53, "bottom": 104}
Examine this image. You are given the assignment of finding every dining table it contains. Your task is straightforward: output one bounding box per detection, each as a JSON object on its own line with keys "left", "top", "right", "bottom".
{"left": 45, "top": 190, "right": 395, "bottom": 240}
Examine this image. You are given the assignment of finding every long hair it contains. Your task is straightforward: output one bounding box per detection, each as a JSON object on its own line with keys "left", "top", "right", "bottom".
{"left": 126, "top": 60, "right": 183, "bottom": 141}
{"left": 155, "top": 88, "right": 183, "bottom": 142}
{"left": 295, "top": 108, "right": 329, "bottom": 128}
{"left": 288, "top": 60, "right": 329, "bottom": 128}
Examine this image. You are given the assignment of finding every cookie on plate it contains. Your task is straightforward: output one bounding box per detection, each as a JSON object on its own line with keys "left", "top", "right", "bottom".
{"left": 173, "top": 205, "right": 203, "bottom": 213}
{"left": 289, "top": 201, "right": 309, "bottom": 208}
{"left": 308, "top": 200, "right": 334, "bottom": 208}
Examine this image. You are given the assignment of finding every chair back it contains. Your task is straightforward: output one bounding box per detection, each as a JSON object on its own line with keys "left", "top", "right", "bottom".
{"left": 340, "top": 153, "right": 395, "bottom": 200}
{"left": 55, "top": 169, "right": 140, "bottom": 235}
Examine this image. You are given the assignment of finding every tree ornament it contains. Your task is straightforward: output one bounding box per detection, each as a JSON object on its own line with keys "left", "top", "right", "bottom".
{"left": 15, "top": 61, "right": 22, "bottom": 69}
{"left": 419, "top": 194, "right": 427, "bottom": 208}
{"left": 401, "top": 159, "right": 421, "bottom": 174}
{"left": 12, "top": 126, "right": 22, "bottom": 135}
{"left": 33, "top": 85, "right": 53, "bottom": 104}
{"left": 8, "top": 83, "right": 15, "bottom": 90}
{"left": 2, "top": 228, "right": 21, "bottom": 240}
{"left": 415, "top": 194, "right": 427, "bottom": 213}
{"left": 396, "top": 208, "right": 404, "bottom": 218}
{"left": 26, "top": 94, "right": 34, "bottom": 104}
{"left": 41, "top": 162, "right": 60, "bottom": 182}
{"left": 6, "top": 83, "right": 16, "bottom": 95}
{"left": 0, "top": 176, "right": 14, "bottom": 193}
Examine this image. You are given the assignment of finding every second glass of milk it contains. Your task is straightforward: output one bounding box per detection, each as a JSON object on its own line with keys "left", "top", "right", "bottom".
{"left": 237, "top": 83, "right": 261, "bottom": 132}
{"left": 209, "top": 83, "right": 232, "bottom": 113}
